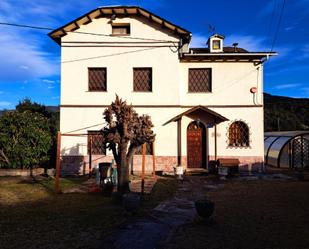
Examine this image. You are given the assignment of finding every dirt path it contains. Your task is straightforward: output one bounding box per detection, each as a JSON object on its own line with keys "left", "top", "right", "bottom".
{"left": 101, "top": 176, "right": 210, "bottom": 249}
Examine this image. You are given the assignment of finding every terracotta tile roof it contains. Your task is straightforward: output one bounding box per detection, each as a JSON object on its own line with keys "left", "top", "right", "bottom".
{"left": 189, "top": 47, "right": 249, "bottom": 54}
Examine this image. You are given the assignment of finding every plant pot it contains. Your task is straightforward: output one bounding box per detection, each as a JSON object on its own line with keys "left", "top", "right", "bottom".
{"left": 195, "top": 199, "right": 215, "bottom": 219}
{"left": 174, "top": 165, "right": 184, "bottom": 175}
{"left": 103, "top": 182, "right": 114, "bottom": 195}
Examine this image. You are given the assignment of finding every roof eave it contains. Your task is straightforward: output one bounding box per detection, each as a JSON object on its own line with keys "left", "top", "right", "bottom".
{"left": 48, "top": 6, "right": 192, "bottom": 45}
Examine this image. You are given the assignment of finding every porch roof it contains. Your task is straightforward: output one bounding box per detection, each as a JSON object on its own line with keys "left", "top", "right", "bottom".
{"left": 163, "top": 105, "right": 229, "bottom": 125}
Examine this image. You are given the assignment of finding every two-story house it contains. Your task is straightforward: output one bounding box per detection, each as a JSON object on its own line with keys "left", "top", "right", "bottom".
{"left": 49, "top": 6, "right": 276, "bottom": 175}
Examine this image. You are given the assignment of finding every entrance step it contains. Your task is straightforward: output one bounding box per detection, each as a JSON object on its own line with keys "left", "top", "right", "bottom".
{"left": 185, "top": 168, "right": 208, "bottom": 176}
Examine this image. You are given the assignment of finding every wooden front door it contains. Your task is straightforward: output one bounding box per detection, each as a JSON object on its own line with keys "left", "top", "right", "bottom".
{"left": 187, "top": 122, "right": 206, "bottom": 168}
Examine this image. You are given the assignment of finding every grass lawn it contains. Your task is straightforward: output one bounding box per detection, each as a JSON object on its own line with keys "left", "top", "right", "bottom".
{"left": 0, "top": 175, "right": 178, "bottom": 249}
{"left": 166, "top": 179, "right": 309, "bottom": 249}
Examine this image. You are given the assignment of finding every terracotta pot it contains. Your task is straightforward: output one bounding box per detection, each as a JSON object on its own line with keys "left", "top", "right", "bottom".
{"left": 195, "top": 199, "right": 215, "bottom": 219}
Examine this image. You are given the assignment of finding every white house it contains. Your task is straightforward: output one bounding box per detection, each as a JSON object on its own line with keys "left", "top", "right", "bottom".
{"left": 49, "top": 6, "right": 276, "bottom": 175}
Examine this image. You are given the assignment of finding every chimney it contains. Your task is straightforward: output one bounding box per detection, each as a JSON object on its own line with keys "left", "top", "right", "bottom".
{"left": 232, "top": 42, "right": 239, "bottom": 52}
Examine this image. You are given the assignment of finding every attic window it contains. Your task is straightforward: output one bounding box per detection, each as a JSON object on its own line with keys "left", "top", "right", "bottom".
{"left": 112, "top": 24, "right": 130, "bottom": 35}
{"left": 213, "top": 40, "right": 221, "bottom": 50}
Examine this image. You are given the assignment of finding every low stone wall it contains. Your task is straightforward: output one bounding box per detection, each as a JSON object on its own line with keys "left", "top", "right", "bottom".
{"left": 60, "top": 155, "right": 264, "bottom": 176}
{"left": 60, "top": 155, "right": 178, "bottom": 176}
{"left": 0, "top": 168, "right": 44, "bottom": 177}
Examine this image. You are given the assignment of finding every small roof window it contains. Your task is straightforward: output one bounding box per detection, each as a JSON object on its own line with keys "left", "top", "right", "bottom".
{"left": 112, "top": 23, "right": 130, "bottom": 35}
{"left": 212, "top": 40, "right": 221, "bottom": 50}
{"left": 207, "top": 33, "right": 224, "bottom": 53}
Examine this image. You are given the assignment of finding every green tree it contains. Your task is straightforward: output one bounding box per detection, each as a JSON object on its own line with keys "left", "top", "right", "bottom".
{"left": 16, "top": 98, "right": 49, "bottom": 117}
{"left": 16, "top": 98, "right": 59, "bottom": 168}
{"left": 103, "top": 96, "right": 155, "bottom": 193}
{"left": 0, "top": 111, "right": 52, "bottom": 169}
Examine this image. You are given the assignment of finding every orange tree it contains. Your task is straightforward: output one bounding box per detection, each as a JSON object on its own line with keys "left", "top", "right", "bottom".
{"left": 0, "top": 111, "right": 52, "bottom": 169}
{"left": 102, "top": 96, "right": 155, "bottom": 193}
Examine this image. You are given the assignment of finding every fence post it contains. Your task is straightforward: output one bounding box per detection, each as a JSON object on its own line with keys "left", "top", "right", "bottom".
{"left": 141, "top": 143, "right": 146, "bottom": 194}
{"left": 55, "top": 131, "right": 61, "bottom": 194}
{"left": 152, "top": 141, "right": 156, "bottom": 179}
{"left": 89, "top": 135, "right": 92, "bottom": 178}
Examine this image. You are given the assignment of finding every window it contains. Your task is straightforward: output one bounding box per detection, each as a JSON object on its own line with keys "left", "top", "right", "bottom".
{"left": 112, "top": 24, "right": 130, "bottom": 35}
{"left": 228, "top": 121, "right": 250, "bottom": 147}
{"left": 188, "top": 68, "right": 211, "bottom": 92}
{"left": 133, "top": 68, "right": 152, "bottom": 92}
{"left": 136, "top": 142, "right": 153, "bottom": 155}
{"left": 212, "top": 40, "right": 221, "bottom": 50}
{"left": 88, "top": 131, "right": 105, "bottom": 155}
{"left": 88, "top": 68, "right": 107, "bottom": 91}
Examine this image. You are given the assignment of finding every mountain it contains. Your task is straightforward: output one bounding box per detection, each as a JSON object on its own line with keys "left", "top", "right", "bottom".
{"left": 264, "top": 93, "right": 309, "bottom": 131}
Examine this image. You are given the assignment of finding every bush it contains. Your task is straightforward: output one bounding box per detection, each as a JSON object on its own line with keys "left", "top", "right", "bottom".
{"left": 0, "top": 111, "right": 52, "bottom": 169}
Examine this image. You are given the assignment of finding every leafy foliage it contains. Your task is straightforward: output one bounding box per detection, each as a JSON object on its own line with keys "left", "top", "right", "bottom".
{"left": 16, "top": 98, "right": 49, "bottom": 116}
{"left": 103, "top": 95, "right": 155, "bottom": 192}
{"left": 0, "top": 111, "right": 52, "bottom": 168}
{"left": 264, "top": 93, "right": 309, "bottom": 131}
{"left": 16, "top": 98, "right": 59, "bottom": 168}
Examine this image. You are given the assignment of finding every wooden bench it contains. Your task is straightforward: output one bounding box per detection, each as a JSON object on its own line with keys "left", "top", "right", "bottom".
{"left": 217, "top": 158, "right": 240, "bottom": 176}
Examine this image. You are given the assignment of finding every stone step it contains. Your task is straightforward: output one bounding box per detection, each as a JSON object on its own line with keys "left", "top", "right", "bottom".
{"left": 185, "top": 168, "right": 208, "bottom": 176}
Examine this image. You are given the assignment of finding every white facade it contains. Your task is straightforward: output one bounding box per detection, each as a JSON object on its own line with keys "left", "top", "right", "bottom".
{"left": 50, "top": 6, "right": 274, "bottom": 174}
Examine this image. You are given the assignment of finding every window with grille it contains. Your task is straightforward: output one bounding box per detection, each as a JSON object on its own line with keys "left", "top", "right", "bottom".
{"left": 136, "top": 142, "right": 153, "bottom": 155}
{"left": 228, "top": 121, "right": 250, "bottom": 147}
{"left": 188, "top": 68, "right": 212, "bottom": 92}
{"left": 112, "top": 24, "right": 130, "bottom": 35}
{"left": 88, "top": 131, "right": 105, "bottom": 155}
{"left": 133, "top": 68, "right": 152, "bottom": 92}
{"left": 88, "top": 68, "right": 107, "bottom": 91}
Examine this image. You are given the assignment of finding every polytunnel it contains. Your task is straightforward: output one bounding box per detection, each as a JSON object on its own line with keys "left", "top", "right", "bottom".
{"left": 264, "top": 131, "right": 309, "bottom": 169}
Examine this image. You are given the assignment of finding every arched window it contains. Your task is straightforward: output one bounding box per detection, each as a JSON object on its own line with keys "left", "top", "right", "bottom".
{"left": 228, "top": 121, "right": 249, "bottom": 147}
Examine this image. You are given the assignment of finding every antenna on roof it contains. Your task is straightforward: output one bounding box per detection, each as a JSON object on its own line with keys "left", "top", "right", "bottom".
{"left": 232, "top": 42, "right": 239, "bottom": 52}
{"left": 208, "top": 24, "right": 216, "bottom": 34}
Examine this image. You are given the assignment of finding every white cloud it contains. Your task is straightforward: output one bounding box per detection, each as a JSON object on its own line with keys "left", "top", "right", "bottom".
{"left": 272, "top": 83, "right": 302, "bottom": 90}
{"left": 190, "top": 34, "right": 208, "bottom": 48}
{"left": 284, "top": 26, "right": 295, "bottom": 31}
{"left": 224, "top": 34, "right": 267, "bottom": 51}
{"left": 43, "top": 79, "right": 56, "bottom": 84}
{"left": 0, "top": 101, "right": 12, "bottom": 107}
{"left": 0, "top": 31, "right": 59, "bottom": 82}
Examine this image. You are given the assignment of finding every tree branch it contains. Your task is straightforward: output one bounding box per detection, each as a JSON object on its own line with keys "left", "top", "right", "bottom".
{"left": 0, "top": 149, "right": 10, "bottom": 165}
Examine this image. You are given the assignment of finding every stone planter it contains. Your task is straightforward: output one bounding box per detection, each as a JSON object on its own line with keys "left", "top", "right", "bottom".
{"left": 122, "top": 193, "right": 141, "bottom": 213}
{"left": 195, "top": 199, "right": 215, "bottom": 219}
{"left": 174, "top": 165, "right": 184, "bottom": 179}
{"left": 47, "top": 168, "right": 55, "bottom": 176}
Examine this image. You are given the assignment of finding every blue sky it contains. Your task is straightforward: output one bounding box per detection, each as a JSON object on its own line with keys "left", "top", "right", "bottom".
{"left": 0, "top": 0, "right": 308, "bottom": 109}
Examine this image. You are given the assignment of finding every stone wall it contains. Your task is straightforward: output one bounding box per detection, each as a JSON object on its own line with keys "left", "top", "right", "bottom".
{"left": 60, "top": 155, "right": 264, "bottom": 175}
{"left": 0, "top": 168, "right": 44, "bottom": 177}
